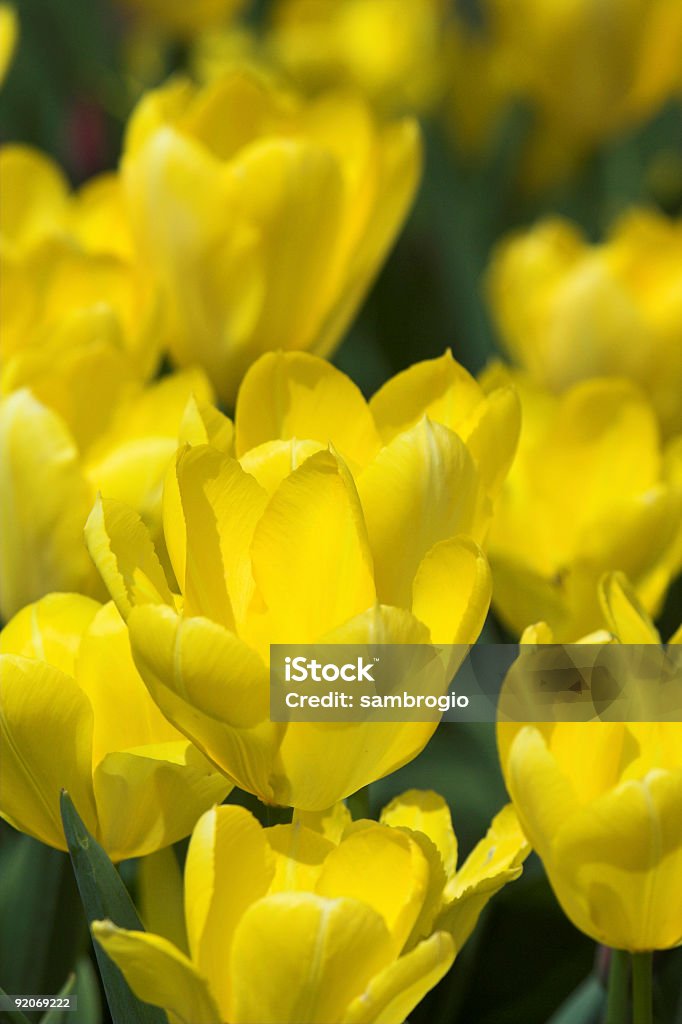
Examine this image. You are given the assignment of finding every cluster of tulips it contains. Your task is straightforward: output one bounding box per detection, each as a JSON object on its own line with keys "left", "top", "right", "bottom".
{"left": 1, "top": 1, "right": 681, "bottom": 1022}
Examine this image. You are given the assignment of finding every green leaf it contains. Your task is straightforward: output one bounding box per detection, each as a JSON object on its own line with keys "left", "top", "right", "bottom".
{"left": 71, "top": 957, "right": 102, "bottom": 1024}
{"left": 0, "top": 984, "right": 31, "bottom": 1024}
{"left": 547, "top": 974, "right": 605, "bottom": 1024}
{"left": 59, "top": 792, "right": 165, "bottom": 1024}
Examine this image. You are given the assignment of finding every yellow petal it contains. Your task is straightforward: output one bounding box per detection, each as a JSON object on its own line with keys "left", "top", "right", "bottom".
{"left": 229, "top": 893, "right": 393, "bottom": 1024}
{"left": 250, "top": 449, "right": 375, "bottom": 643}
{"left": 312, "top": 117, "right": 421, "bottom": 362}
{"left": 139, "top": 846, "right": 188, "bottom": 955}
{"left": 240, "top": 438, "right": 325, "bottom": 495}
{"left": 85, "top": 495, "right": 173, "bottom": 620}
{"left": 93, "top": 743, "right": 229, "bottom": 861}
{"left": 599, "top": 571, "right": 661, "bottom": 643}
{"left": 553, "top": 769, "right": 682, "bottom": 951}
{"left": 0, "top": 391, "right": 98, "bottom": 621}
{"left": 178, "top": 394, "right": 234, "bottom": 452}
{"left": 92, "top": 921, "right": 221, "bottom": 1024}
{"left": 273, "top": 605, "right": 436, "bottom": 810}
{"left": 358, "top": 418, "right": 489, "bottom": 608}
{"left": 235, "top": 351, "right": 381, "bottom": 469}
{"left": 380, "top": 789, "right": 457, "bottom": 879}
{"left": 464, "top": 383, "right": 521, "bottom": 497}
{"left": 316, "top": 824, "right": 430, "bottom": 957}
{"left": 369, "top": 351, "right": 485, "bottom": 445}
{"left": 293, "top": 802, "right": 352, "bottom": 844}
{"left": 0, "top": 592, "right": 100, "bottom": 677}
{"left": 0, "top": 654, "right": 97, "bottom": 849}
{"left": 342, "top": 932, "right": 455, "bottom": 1024}
{"left": 185, "top": 805, "right": 275, "bottom": 1018}
{"left": 267, "top": 822, "right": 335, "bottom": 893}
{"left": 0, "top": 145, "right": 68, "bottom": 254}
{"left": 0, "top": 5, "right": 18, "bottom": 86}
{"left": 174, "top": 444, "right": 268, "bottom": 625}
{"left": 127, "top": 604, "right": 283, "bottom": 801}
{"left": 411, "top": 536, "right": 491, "bottom": 644}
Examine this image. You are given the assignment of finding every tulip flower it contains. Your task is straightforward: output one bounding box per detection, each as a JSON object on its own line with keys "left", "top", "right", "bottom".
{"left": 93, "top": 793, "right": 528, "bottom": 1023}
{"left": 1, "top": 145, "right": 159, "bottom": 375}
{"left": 486, "top": 367, "right": 682, "bottom": 641}
{"left": 267, "top": 0, "right": 449, "bottom": 114}
{"left": 85, "top": 350, "right": 519, "bottom": 809}
{"left": 0, "top": 368, "right": 217, "bottom": 621}
{"left": 497, "top": 575, "right": 682, "bottom": 952}
{"left": 122, "top": 70, "right": 421, "bottom": 404}
{"left": 487, "top": 210, "right": 682, "bottom": 437}
{"left": 0, "top": 593, "right": 229, "bottom": 860}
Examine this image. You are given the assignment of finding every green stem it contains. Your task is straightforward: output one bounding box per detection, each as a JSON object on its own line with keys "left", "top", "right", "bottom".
{"left": 631, "top": 952, "right": 653, "bottom": 1024}
{"left": 605, "top": 949, "right": 629, "bottom": 1024}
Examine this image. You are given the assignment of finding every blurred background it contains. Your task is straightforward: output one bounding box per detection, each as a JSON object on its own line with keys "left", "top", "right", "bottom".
{"left": 1, "top": 1, "right": 681, "bottom": 1021}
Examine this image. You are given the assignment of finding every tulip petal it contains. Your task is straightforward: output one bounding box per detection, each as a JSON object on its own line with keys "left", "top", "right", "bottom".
{"left": 184, "top": 805, "right": 275, "bottom": 1018}
{"left": 412, "top": 536, "right": 491, "bottom": 645}
{"left": 293, "top": 802, "right": 352, "bottom": 844}
{"left": 312, "top": 118, "right": 421, "bottom": 362}
{"left": 0, "top": 654, "right": 97, "bottom": 849}
{"left": 0, "top": 145, "right": 68, "bottom": 253}
{"left": 240, "top": 438, "right": 325, "bottom": 495}
{"left": 342, "top": 932, "right": 455, "bottom": 1024}
{"left": 369, "top": 351, "right": 484, "bottom": 445}
{"left": 357, "top": 418, "right": 489, "bottom": 607}
{"left": 229, "top": 893, "right": 393, "bottom": 1024}
{"left": 93, "top": 742, "right": 229, "bottom": 862}
{"left": 176, "top": 445, "right": 268, "bottom": 625}
{"left": 128, "top": 604, "right": 283, "bottom": 801}
{"left": 250, "top": 449, "right": 375, "bottom": 643}
{"left": 92, "top": 921, "right": 221, "bottom": 1024}
{"left": 235, "top": 352, "right": 381, "bottom": 469}
{"left": 316, "top": 824, "right": 430, "bottom": 957}
{"left": 0, "top": 592, "right": 100, "bottom": 677}
{"left": 267, "top": 823, "right": 336, "bottom": 893}
{"left": 554, "top": 768, "right": 682, "bottom": 950}
{"left": 464, "top": 384, "right": 521, "bottom": 497}
{"left": 85, "top": 495, "right": 173, "bottom": 620}
{"left": 178, "top": 395, "right": 234, "bottom": 452}
{"left": 599, "top": 571, "right": 661, "bottom": 643}
{"left": 0, "top": 391, "right": 97, "bottom": 621}
{"left": 379, "top": 789, "right": 457, "bottom": 879}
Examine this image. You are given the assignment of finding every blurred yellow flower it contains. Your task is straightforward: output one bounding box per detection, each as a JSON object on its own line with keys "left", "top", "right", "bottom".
{"left": 0, "top": 370, "right": 215, "bottom": 621}
{"left": 487, "top": 210, "right": 682, "bottom": 438}
{"left": 0, "top": 593, "right": 229, "bottom": 860}
{"left": 443, "top": 0, "right": 682, "bottom": 187}
{"left": 0, "top": 4, "right": 17, "bottom": 85}
{"left": 486, "top": 368, "right": 682, "bottom": 641}
{"left": 85, "top": 350, "right": 519, "bottom": 809}
{"left": 498, "top": 574, "right": 682, "bottom": 951}
{"left": 93, "top": 794, "right": 528, "bottom": 1023}
{"left": 122, "top": 70, "right": 421, "bottom": 404}
{"left": 268, "top": 0, "right": 449, "bottom": 114}
{"left": 121, "top": 0, "right": 246, "bottom": 37}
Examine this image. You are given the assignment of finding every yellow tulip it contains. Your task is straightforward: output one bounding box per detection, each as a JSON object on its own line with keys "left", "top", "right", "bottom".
{"left": 85, "top": 350, "right": 519, "bottom": 809}
{"left": 93, "top": 793, "right": 528, "bottom": 1023}
{"left": 267, "top": 0, "right": 449, "bottom": 114}
{"left": 122, "top": 70, "right": 421, "bottom": 404}
{"left": 0, "top": 593, "right": 229, "bottom": 860}
{"left": 0, "top": 146, "right": 158, "bottom": 376}
{"left": 0, "top": 4, "right": 17, "bottom": 85}
{"left": 497, "top": 574, "right": 682, "bottom": 951}
{"left": 0, "top": 368, "right": 217, "bottom": 621}
{"left": 486, "top": 367, "right": 682, "bottom": 641}
{"left": 487, "top": 210, "right": 682, "bottom": 438}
